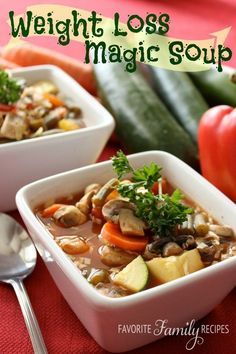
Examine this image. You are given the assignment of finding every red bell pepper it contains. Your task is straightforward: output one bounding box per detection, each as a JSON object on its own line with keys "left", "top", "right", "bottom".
{"left": 198, "top": 105, "right": 236, "bottom": 201}
{"left": 0, "top": 103, "right": 15, "bottom": 112}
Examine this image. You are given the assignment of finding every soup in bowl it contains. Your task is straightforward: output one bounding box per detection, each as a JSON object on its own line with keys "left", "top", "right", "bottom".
{"left": 16, "top": 151, "right": 236, "bottom": 352}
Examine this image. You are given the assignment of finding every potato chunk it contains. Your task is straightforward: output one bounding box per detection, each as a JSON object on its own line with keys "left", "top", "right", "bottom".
{"left": 146, "top": 249, "right": 204, "bottom": 284}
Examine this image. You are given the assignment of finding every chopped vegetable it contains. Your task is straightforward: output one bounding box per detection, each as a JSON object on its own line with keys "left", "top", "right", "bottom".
{"left": 59, "top": 236, "right": 89, "bottom": 254}
{"left": 111, "top": 150, "right": 134, "bottom": 179}
{"left": 119, "top": 209, "right": 145, "bottom": 236}
{"left": 151, "top": 178, "right": 168, "bottom": 195}
{"left": 36, "top": 153, "right": 236, "bottom": 299}
{"left": 100, "top": 245, "right": 136, "bottom": 267}
{"left": 0, "top": 70, "right": 84, "bottom": 143}
{"left": 0, "top": 113, "right": 26, "bottom": 140}
{"left": 102, "top": 199, "right": 135, "bottom": 223}
{"left": 146, "top": 249, "right": 204, "bottom": 284}
{"left": 32, "top": 81, "right": 58, "bottom": 94}
{"left": 112, "top": 151, "right": 193, "bottom": 236}
{"left": 193, "top": 213, "right": 209, "bottom": 236}
{"left": 101, "top": 222, "right": 148, "bottom": 251}
{"left": 105, "top": 189, "right": 120, "bottom": 201}
{"left": 43, "top": 93, "right": 64, "bottom": 107}
{"left": 58, "top": 119, "right": 80, "bottom": 131}
{"left": 0, "top": 70, "right": 22, "bottom": 104}
{"left": 41, "top": 203, "right": 65, "bottom": 218}
{"left": 53, "top": 205, "right": 87, "bottom": 227}
{"left": 91, "top": 207, "right": 104, "bottom": 220}
{"left": 0, "top": 103, "right": 15, "bottom": 112}
{"left": 92, "top": 178, "right": 119, "bottom": 207}
{"left": 113, "top": 256, "right": 149, "bottom": 292}
{"left": 112, "top": 150, "right": 162, "bottom": 189}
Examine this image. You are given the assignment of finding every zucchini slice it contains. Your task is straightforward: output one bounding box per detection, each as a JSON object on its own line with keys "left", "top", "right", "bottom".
{"left": 113, "top": 255, "right": 149, "bottom": 292}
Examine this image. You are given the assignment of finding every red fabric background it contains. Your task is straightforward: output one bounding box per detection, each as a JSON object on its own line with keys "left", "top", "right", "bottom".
{"left": 0, "top": 1, "right": 236, "bottom": 353}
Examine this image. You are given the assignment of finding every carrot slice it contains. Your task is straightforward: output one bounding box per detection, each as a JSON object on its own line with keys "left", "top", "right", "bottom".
{"left": 105, "top": 189, "right": 120, "bottom": 202}
{"left": 43, "top": 93, "right": 64, "bottom": 107}
{"left": 101, "top": 222, "right": 148, "bottom": 252}
{"left": 41, "top": 204, "right": 64, "bottom": 218}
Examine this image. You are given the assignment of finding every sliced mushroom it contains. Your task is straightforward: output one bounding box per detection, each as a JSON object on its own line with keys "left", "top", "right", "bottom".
{"left": 99, "top": 245, "right": 137, "bottom": 267}
{"left": 148, "top": 236, "right": 172, "bottom": 253}
{"left": 92, "top": 178, "right": 119, "bottom": 207}
{"left": 209, "top": 224, "right": 233, "bottom": 238}
{"left": 76, "top": 190, "right": 95, "bottom": 215}
{"left": 197, "top": 242, "right": 219, "bottom": 264}
{"left": 44, "top": 107, "right": 67, "bottom": 129}
{"left": 102, "top": 199, "right": 135, "bottom": 223}
{"left": 213, "top": 246, "right": 222, "bottom": 261}
{"left": 54, "top": 205, "right": 87, "bottom": 227}
{"left": 194, "top": 213, "right": 209, "bottom": 236}
{"left": 143, "top": 236, "right": 173, "bottom": 260}
{"left": 66, "top": 105, "right": 82, "bottom": 118}
{"left": 230, "top": 245, "right": 236, "bottom": 257}
{"left": 183, "top": 237, "right": 196, "bottom": 250}
{"left": 143, "top": 245, "right": 159, "bottom": 260}
{"left": 205, "top": 231, "right": 220, "bottom": 244}
{"left": 85, "top": 183, "right": 101, "bottom": 195}
{"left": 219, "top": 240, "right": 230, "bottom": 254}
{"left": 0, "top": 113, "right": 26, "bottom": 140}
{"left": 119, "top": 209, "right": 145, "bottom": 236}
{"left": 162, "top": 242, "right": 183, "bottom": 257}
{"left": 28, "top": 117, "right": 44, "bottom": 131}
{"left": 174, "top": 235, "right": 196, "bottom": 250}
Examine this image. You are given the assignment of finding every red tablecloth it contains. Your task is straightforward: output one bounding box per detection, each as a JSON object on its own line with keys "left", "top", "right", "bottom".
{"left": 0, "top": 1, "right": 236, "bottom": 353}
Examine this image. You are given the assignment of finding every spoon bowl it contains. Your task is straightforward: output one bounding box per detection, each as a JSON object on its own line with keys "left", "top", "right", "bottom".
{"left": 0, "top": 213, "right": 36, "bottom": 279}
{"left": 0, "top": 213, "right": 47, "bottom": 353}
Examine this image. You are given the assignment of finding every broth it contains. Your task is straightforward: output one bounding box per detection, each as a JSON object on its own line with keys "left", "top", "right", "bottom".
{"left": 36, "top": 178, "right": 236, "bottom": 298}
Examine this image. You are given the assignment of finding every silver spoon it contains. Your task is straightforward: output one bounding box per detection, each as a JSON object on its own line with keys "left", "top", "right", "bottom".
{"left": 0, "top": 213, "right": 48, "bottom": 354}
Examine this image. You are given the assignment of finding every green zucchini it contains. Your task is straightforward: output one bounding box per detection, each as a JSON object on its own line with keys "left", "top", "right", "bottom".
{"left": 189, "top": 69, "right": 236, "bottom": 107}
{"left": 113, "top": 256, "right": 149, "bottom": 292}
{"left": 148, "top": 67, "right": 209, "bottom": 144}
{"left": 93, "top": 62, "right": 198, "bottom": 169}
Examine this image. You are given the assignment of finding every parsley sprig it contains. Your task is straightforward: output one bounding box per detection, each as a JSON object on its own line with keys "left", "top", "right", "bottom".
{"left": 112, "top": 151, "right": 193, "bottom": 237}
{"left": 0, "top": 70, "right": 22, "bottom": 104}
{"left": 112, "top": 150, "right": 162, "bottom": 189}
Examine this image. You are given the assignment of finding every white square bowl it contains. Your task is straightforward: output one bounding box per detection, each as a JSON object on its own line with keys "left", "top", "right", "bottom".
{"left": 0, "top": 65, "right": 114, "bottom": 211}
{"left": 16, "top": 151, "right": 236, "bottom": 353}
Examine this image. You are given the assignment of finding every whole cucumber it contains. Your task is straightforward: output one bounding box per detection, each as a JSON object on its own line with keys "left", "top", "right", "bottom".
{"left": 190, "top": 69, "right": 236, "bottom": 107}
{"left": 93, "top": 62, "right": 198, "bottom": 169}
{"left": 148, "top": 67, "right": 209, "bottom": 144}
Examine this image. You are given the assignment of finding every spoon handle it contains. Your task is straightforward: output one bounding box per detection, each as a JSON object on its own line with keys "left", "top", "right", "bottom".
{"left": 10, "top": 278, "right": 48, "bottom": 354}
